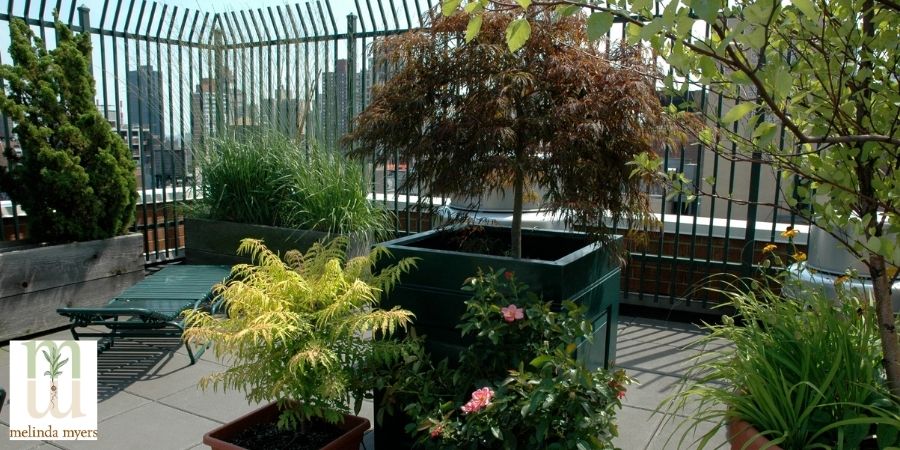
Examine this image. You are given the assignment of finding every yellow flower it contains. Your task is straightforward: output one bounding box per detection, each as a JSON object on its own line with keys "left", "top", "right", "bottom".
{"left": 792, "top": 251, "right": 807, "bottom": 262}
{"left": 762, "top": 244, "right": 778, "bottom": 254}
{"left": 781, "top": 227, "right": 799, "bottom": 239}
{"left": 834, "top": 275, "right": 850, "bottom": 286}
{"left": 887, "top": 266, "right": 899, "bottom": 279}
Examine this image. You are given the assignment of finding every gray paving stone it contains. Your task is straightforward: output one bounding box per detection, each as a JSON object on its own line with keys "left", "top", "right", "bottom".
{"left": 159, "top": 384, "right": 263, "bottom": 424}
{"left": 97, "top": 391, "right": 150, "bottom": 423}
{"left": 621, "top": 369, "right": 685, "bottom": 415}
{"left": 617, "top": 322, "right": 706, "bottom": 348}
{"left": 646, "top": 415, "right": 728, "bottom": 450}
{"left": 52, "top": 402, "right": 217, "bottom": 450}
{"left": 107, "top": 348, "right": 223, "bottom": 401}
{"left": 616, "top": 339, "right": 703, "bottom": 378}
{"left": 612, "top": 405, "right": 662, "bottom": 450}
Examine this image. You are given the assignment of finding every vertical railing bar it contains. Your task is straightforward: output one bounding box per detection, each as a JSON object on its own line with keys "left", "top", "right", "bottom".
{"left": 364, "top": 0, "right": 378, "bottom": 33}
{"left": 353, "top": 0, "right": 368, "bottom": 32}
{"left": 64, "top": 0, "right": 74, "bottom": 26}
{"left": 686, "top": 72, "right": 709, "bottom": 308}
{"left": 143, "top": 0, "right": 161, "bottom": 261}
{"left": 652, "top": 141, "right": 670, "bottom": 304}
{"left": 268, "top": 6, "right": 283, "bottom": 135}
{"left": 347, "top": 13, "right": 355, "bottom": 154}
{"left": 122, "top": 0, "right": 150, "bottom": 260}
{"left": 275, "top": 6, "right": 292, "bottom": 136}
{"left": 227, "top": 11, "right": 247, "bottom": 141}
{"left": 222, "top": 12, "right": 239, "bottom": 139}
{"left": 376, "top": 0, "right": 390, "bottom": 32}
{"left": 187, "top": 10, "right": 201, "bottom": 208}
{"left": 154, "top": 1, "right": 173, "bottom": 259}
{"left": 314, "top": 1, "right": 331, "bottom": 147}
{"left": 249, "top": 9, "right": 266, "bottom": 140}
{"left": 296, "top": 4, "right": 311, "bottom": 144}
{"left": 36, "top": 0, "right": 46, "bottom": 41}
{"left": 306, "top": 2, "right": 321, "bottom": 142}
{"left": 413, "top": 0, "right": 423, "bottom": 28}
{"left": 324, "top": 0, "right": 337, "bottom": 34}
{"left": 239, "top": 10, "right": 255, "bottom": 126}
{"left": 164, "top": 4, "right": 179, "bottom": 258}
{"left": 284, "top": 5, "right": 301, "bottom": 141}
{"left": 399, "top": 0, "right": 411, "bottom": 29}
{"left": 386, "top": 0, "right": 401, "bottom": 31}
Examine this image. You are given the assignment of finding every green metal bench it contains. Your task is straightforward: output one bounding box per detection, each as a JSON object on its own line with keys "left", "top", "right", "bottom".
{"left": 0, "top": 387, "right": 5, "bottom": 414}
{"left": 57, "top": 265, "right": 231, "bottom": 364}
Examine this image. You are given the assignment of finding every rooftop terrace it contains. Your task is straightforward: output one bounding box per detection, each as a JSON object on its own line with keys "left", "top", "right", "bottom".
{"left": 0, "top": 313, "right": 727, "bottom": 450}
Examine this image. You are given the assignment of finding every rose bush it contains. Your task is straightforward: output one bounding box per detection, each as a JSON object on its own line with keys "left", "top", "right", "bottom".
{"left": 370, "top": 269, "right": 630, "bottom": 449}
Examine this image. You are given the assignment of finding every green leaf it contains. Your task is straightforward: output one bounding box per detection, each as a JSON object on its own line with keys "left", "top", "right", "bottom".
{"left": 721, "top": 102, "right": 756, "bottom": 124}
{"left": 505, "top": 18, "right": 531, "bottom": 52}
{"left": 442, "top": 0, "right": 461, "bottom": 17}
{"left": 586, "top": 12, "right": 614, "bottom": 41}
{"left": 464, "top": 1, "right": 481, "bottom": 13}
{"left": 530, "top": 354, "right": 553, "bottom": 367}
{"left": 465, "top": 13, "right": 483, "bottom": 43}
{"left": 792, "top": 0, "right": 818, "bottom": 17}
{"left": 515, "top": 0, "right": 531, "bottom": 9}
{"left": 556, "top": 4, "right": 580, "bottom": 17}
{"left": 640, "top": 18, "right": 665, "bottom": 40}
{"left": 691, "top": 0, "right": 721, "bottom": 23}
{"left": 491, "top": 425, "right": 502, "bottom": 439}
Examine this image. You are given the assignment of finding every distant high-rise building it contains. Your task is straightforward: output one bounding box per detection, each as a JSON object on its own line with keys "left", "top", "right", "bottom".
{"left": 260, "top": 87, "right": 302, "bottom": 138}
{"left": 191, "top": 76, "right": 250, "bottom": 144}
{"left": 127, "top": 66, "right": 164, "bottom": 137}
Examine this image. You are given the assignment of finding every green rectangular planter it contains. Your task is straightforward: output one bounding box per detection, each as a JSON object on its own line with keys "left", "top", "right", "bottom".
{"left": 184, "top": 218, "right": 370, "bottom": 265}
{"left": 379, "top": 225, "right": 621, "bottom": 369}
{"left": 373, "top": 226, "right": 621, "bottom": 448}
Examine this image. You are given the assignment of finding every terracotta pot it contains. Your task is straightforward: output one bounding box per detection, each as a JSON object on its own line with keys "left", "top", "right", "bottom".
{"left": 727, "top": 419, "right": 783, "bottom": 450}
{"left": 203, "top": 402, "right": 370, "bottom": 450}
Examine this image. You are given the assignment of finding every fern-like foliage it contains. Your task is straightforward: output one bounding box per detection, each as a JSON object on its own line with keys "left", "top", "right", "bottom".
{"left": 183, "top": 237, "right": 416, "bottom": 429}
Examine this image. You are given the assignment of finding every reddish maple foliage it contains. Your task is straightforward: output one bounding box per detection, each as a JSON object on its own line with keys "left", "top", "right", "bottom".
{"left": 346, "top": 8, "right": 688, "bottom": 256}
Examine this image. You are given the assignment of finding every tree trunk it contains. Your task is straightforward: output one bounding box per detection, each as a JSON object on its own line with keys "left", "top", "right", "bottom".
{"left": 511, "top": 167, "right": 524, "bottom": 259}
{"left": 869, "top": 253, "right": 900, "bottom": 398}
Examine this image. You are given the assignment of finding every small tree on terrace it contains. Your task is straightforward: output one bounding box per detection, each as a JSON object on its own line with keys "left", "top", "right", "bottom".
{"left": 0, "top": 19, "right": 137, "bottom": 243}
{"left": 345, "top": 9, "right": 686, "bottom": 258}
{"left": 442, "top": 0, "right": 900, "bottom": 396}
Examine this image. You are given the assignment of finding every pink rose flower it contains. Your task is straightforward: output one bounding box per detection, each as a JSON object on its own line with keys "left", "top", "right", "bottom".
{"left": 501, "top": 304, "right": 525, "bottom": 323}
{"left": 430, "top": 424, "right": 443, "bottom": 438}
{"left": 460, "top": 387, "right": 494, "bottom": 414}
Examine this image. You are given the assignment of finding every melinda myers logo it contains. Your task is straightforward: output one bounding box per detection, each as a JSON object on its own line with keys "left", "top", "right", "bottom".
{"left": 9, "top": 340, "right": 98, "bottom": 440}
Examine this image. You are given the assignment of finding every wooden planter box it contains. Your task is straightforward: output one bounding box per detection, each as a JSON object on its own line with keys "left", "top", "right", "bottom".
{"left": 0, "top": 233, "right": 144, "bottom": 341}
{"left": 184, "top": 218, "right": 371, "bottom": 266}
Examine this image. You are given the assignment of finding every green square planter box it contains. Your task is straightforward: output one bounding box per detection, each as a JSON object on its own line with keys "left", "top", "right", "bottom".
{"left": 378, "top": 225, "right": 621, "bottom": 369}
{"left": 373, "top": 226, "right": 621, "bottom": 447}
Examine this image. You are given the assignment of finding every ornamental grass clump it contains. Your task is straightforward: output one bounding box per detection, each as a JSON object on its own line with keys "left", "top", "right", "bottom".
{"left": 182, "top": 237, "right": 416, "bottom": 429}
{"left": 194, "top": 131, "right": 390, "bottom": 240}
{"left": 666, "top": 273, "right": 900, "bottom": 449}
{"left": 369, "top": 269, "right": 630, "bottom": 449}
{"left": 0, "top": 18, "right": 136, "bottom": 242}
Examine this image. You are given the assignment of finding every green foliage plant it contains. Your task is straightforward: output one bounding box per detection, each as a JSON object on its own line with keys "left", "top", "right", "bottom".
{"left": 194, "top": 130, "right": 390, "bottom": 240}
{"left": 182, "top": 237, "right": 417, "bottom": 429}
{"left": 370, "top": 269, "right": 630, "bottom": 449}
{"left": 345, "top": 9, "right": 690, "bottom": 259}
{"left": 0, "top": 18, "right": 137, "bottom": 243}
{"left": 444, "top": 0, "right": 900, "bottom": 398}
{"left": 665, "top": 272, "right": 900, "bottom": 449}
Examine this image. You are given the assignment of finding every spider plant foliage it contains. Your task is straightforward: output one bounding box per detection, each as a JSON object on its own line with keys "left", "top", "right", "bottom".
{"left": 345, "top": 8, "right": 690, "bottom": 258}
{"left": 183, "top": 237, "right": 417, "bottom": 429}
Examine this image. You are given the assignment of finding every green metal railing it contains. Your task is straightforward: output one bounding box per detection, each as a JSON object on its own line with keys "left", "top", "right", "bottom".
{"left": 0, "top": 0, "right": 808, "bottom": 311}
